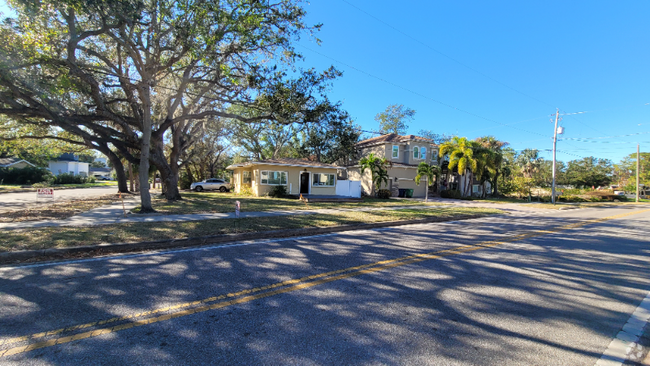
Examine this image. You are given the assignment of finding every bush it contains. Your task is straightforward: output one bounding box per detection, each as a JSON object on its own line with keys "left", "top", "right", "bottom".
{"left": 238, "top": 185, "right": 254, "bottom": 196}
{"left": 376, "top": 189, "right": 391, "bottom": 199}
{"left": 51, "top": 173, "right": 95, "bottom": 184}
{"left": 179, "top": 172, "right": 192, "bottom": 190}
{"left": 268, "top": 185, "right": 287, "bottom": 198}
{"left": 559, "top": 195, "right": 585, "bottom": 202}
{"left": 0, "top": 166, "right": 52, "bottom": 185}
{"left": 440, "top": 189, "right": 461, "bottom": 199}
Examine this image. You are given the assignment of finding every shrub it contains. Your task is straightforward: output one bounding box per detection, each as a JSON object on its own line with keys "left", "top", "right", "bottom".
{"left": 179, "top": 172, "right": 192, "bottom": 190}
{"left": 238, "top": 185, "right": 254, "bottom": 196}
{"left": 268, "top": 185, "right": 287, "bottom": 198}
{"left": 440, "top": 189, "right": 461, "bottom": 199}
{"left": 51, "top": 173, "right": 91, "bottom": 184}
{"left": 376, "top": 189, "right": 391, "bottom": 199}
{"left": 0, "top": 166, "right": 52, "bottom": 185}
{"left": 559, "top": 195, "right": 585, "bottom": 202}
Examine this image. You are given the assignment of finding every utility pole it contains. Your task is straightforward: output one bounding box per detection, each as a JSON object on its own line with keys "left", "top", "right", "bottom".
{"left": 552, "top": 109, "right": 560, "bottom": 205}
{"left": 636, "top": 144, "right": 641, "bottom": 202}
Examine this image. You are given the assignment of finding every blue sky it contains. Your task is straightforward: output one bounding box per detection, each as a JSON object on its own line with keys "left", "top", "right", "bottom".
{"left": 2, "top": 1, "right": 649, "bottom": 163}
{"left": 294, "top": 0, "right": 650, "bottom": 163}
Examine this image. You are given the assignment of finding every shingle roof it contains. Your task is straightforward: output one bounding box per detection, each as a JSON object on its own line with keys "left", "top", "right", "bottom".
{"left": 355, "top": 133, "right": 437, "bottom": 147}
{"left": 226, "top": 158, "right": 345, "bottom": 170}
{"left": 0, "top": 157, "right": 36, "bottom": 168}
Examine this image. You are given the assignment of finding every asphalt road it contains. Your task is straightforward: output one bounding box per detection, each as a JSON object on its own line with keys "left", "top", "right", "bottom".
{"left": 1, "top": 206, "right": 649, "bottom": 365}
{"left": 0, "top": 186, "right": 120, "bottom": 211}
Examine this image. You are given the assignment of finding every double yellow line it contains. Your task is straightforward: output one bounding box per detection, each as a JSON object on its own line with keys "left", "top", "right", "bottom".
{"left": 2, "top": 208, "right": 648, "bottom": 357}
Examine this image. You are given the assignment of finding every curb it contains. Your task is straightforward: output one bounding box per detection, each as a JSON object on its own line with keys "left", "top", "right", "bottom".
{"left": 0, "top": 214, "right": 485, "bottom": 265}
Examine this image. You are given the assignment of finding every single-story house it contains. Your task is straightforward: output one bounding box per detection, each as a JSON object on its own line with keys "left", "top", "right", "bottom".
{"left": 48, "top": 153, "right": 89, "bottom": 176}
{"left": 0, "top": 157, "right": 36, "bottom": 169}
{"left": 226, "top": 158, "right": 346, "bottom": 197}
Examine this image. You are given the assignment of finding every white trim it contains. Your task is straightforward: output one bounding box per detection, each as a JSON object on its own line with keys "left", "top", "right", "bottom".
{"left": 392, "top": 145, "right": 399, "bottom": 159}
{"left": 413, "top": 146, "right": 420, "bottom": 160}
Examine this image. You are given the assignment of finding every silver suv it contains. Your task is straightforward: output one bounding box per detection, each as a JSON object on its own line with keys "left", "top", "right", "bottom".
{"left": 190, "top": 178, "right": 231, "bottom": 192}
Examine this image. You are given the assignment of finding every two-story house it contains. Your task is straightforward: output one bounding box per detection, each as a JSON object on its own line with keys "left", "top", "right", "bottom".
{"left": 346, "top": 134, "right": 439, "bottom": 197}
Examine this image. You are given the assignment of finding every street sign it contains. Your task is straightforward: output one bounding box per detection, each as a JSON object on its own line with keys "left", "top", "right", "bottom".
{"left": 36, "top": 188, "right": 54, "bottom": 199}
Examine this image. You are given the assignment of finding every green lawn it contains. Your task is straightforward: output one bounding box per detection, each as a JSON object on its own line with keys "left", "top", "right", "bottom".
{"left": 137, "top": 192, "right": 444, "bottom": 214}
{"left": 0, "top": 206, "right": 502, "bottom": 252}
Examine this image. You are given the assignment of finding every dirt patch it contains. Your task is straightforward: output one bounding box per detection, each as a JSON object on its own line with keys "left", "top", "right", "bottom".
{"left": 0, "top": 194, "right": 125, "bottom": 223}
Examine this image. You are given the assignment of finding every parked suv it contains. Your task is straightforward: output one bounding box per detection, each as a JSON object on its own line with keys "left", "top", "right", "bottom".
{"left": 190, "top": 178, "right": 231, "bottom": 192}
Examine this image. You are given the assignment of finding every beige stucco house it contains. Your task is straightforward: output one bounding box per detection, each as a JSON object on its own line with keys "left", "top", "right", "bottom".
{"left": 226, "top": 158, "right": 345, "bottom": 197}
{"left": 346, "top": 134, "right": 439, "bottom": 198}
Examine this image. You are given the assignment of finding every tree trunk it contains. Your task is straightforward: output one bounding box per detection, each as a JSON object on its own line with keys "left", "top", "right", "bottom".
{"left": 97, "top": 144, "right": 129, "bottom": 193}
{"left": 493, "top": 169, "right": 500, "bottom": 197}
{"left": 138, "top": 86, "right": 154, "bottom": 213}
{"left": 150, "top": 146, "right": 183, "bottom": 201}
{"left": 128, "top": 163, "right": 135, "bottom": 192}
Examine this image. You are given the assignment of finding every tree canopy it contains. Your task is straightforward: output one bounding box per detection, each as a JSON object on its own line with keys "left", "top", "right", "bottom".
{"left": 375, "top": 104, "right": 415, "bottom": 135}
{"left": 0, "top": 0, "right": 337, "bottom": 210}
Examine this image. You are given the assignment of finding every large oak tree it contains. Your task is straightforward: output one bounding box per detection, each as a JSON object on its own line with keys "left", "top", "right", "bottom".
{"left": 0, "top": 0, "right": 333, "bottom": 211}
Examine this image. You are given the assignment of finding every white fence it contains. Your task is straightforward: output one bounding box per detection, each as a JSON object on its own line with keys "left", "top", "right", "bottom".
{"left": 336, "top": 180, "right": 361, "bottom": 198}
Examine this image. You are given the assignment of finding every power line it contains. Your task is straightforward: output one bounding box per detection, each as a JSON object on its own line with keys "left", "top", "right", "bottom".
{"left": 298, "top": 44, "right": 548, "bottom": 138}
{"left": 560, "top": 131, "right": 650, "bottom": 141}
{"left": 340, "top": 0, "right": 555, "bottom": 109}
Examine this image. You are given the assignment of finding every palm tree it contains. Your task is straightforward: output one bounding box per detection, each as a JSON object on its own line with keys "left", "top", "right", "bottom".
{"left": 359, "top": 153, "right": 391, "bottom": 195}
{"left": 415, "top": 162, "right": 440, "bottom": 202}
{"left": 439, "top": 136, "right": 479, "bottom": 197}
{"left": 475, "top": 136, "right": 508, "bottom": 196}
{"left": 516, "top": 149, "right": 542, "bottom": 200}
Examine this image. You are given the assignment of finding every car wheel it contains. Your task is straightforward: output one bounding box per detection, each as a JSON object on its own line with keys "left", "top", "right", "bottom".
{"left": 219, "top": 186, "right": 227, "bottom": 192}
{"left": 195, "top": 186, "right": 203, "bottom": 192}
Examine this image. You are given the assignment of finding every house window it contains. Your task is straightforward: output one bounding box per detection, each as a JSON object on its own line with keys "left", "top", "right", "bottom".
{"left": 392, "top": 145, "right": 399, "bottom": 159}
{"left": 413, "top": 146, "right": 419, "bottom": 159}
{"left": 420, "top": 147, "right": 426, "bottom": 160}
{"left": 312, "top": 173, "right": 335, "bottom": 187}
{"left": 260, "top": 171, "right": 287, "bottom": 185}
{"left": 242, "top": 171, "right": 251, "bottom": 184}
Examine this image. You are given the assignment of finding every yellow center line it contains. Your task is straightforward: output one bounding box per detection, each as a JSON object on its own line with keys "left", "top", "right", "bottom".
{"left": 1, "top": 208, "right": 648, "bottom": 357}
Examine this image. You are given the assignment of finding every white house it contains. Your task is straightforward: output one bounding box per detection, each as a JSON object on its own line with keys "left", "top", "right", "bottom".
{"left": 48, "top": 154, "right": 89, "bottom": 176}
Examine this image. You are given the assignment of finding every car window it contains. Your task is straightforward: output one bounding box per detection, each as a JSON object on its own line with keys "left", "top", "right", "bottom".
{"left": 207, "top": 179, "right": 216, "bottom": 182}
{"left": 215, "top": 179, "right": 224, "bottom": 183}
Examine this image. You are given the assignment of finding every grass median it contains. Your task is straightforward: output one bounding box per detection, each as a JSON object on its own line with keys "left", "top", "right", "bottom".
{"left": 0, "top": 207, "right": 502, "bottom": 252}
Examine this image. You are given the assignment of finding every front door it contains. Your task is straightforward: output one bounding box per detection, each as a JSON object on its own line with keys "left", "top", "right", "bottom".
{"left": 300, "top": 172, "right": 309, "bottom": 194}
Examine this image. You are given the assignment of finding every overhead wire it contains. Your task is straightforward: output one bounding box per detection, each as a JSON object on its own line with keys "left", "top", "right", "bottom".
{"left": 298, "top": 44, "right": 549, "bottom": 139}
{"left": 339, "top": 0, "right": 555, "bottom": 109}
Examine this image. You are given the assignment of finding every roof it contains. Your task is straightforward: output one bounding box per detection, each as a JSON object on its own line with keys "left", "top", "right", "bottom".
{"left": 227, "top": 158, "right": 345, "bottom": 170}
{"left": 355, "top": 133, "right": 437, "bottom": 148}
{"left": 56, "top": 153, "right": 78, "bottom": 161}
{"left": 0, "top": 157, "right": 36, "bottom": 168}
{"left": 89, "top": 167, "right": 112, "bottom": 173}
